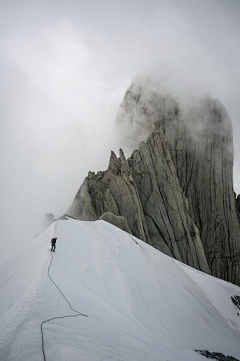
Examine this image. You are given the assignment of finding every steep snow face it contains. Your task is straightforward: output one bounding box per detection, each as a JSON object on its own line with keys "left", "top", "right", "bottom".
{"left": 0, "top": 220, "right": 239, "bottom": 361}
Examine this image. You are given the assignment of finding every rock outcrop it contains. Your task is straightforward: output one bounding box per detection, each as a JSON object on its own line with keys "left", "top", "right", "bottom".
{"left": 68, "top": 80, "right": 240, "bottom": 286}
{"left": 69, "top": 149, "right": 149, "bottom": 243}
{"left": 68, "top": 132, "right": 209, "bottom": 274}
{"left": 99, "top": 212, "right": 132, "bottom": 234}
{"left": 195, "top": 350, "right": 239, "bottom": 361}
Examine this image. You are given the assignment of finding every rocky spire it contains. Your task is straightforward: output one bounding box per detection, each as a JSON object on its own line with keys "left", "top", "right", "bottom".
{"left": 68, "top": 80, "right": 240, "bottom": 286}
{"left": 115, "top": 81, "right": 240, "bottom": 285}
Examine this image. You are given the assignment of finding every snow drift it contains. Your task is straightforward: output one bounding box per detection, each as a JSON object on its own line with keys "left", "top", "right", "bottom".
{"left": 0, "top": 220, "right": 239, "bottom": 361}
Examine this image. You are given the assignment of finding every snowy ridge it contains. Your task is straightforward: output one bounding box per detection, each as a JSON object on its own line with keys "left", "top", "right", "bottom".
{"left": 0, "top": 220, "right": 240, "bottom": 361}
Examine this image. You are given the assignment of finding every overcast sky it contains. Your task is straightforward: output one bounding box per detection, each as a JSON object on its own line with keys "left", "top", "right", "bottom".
{"left": 1, "top": 0, "right": 240, "bottom": 263}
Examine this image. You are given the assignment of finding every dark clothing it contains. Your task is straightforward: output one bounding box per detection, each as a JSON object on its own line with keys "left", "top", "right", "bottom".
{"left": 51, "top": 238, "right": 57, "bottom": 252}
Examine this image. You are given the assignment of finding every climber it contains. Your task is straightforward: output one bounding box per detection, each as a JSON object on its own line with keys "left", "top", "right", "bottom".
{"left": 51, "top": 237, "right": 57, "bottom": 252}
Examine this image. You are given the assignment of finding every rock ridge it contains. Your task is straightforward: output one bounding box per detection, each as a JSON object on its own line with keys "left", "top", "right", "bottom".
{"left": 68, "top": 81, "right": 240, "bottom": 286}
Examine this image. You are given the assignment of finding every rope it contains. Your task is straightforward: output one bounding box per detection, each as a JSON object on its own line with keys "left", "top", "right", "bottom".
{"left": 41, "top": 250, "right": 88, "bottom": 361}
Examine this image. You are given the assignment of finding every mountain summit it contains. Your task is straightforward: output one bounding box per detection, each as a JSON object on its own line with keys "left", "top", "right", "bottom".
{"left": 68, "top": 79, "right": 240, "bottom": 286}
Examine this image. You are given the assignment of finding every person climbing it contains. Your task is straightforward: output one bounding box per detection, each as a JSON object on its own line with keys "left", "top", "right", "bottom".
{"left": 51, "top": 237, "right": 57, "bottom": 252}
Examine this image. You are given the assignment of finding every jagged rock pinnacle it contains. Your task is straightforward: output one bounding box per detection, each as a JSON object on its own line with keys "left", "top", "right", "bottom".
{"left": 68, "top": 81, "right": 240, "bottom": 286}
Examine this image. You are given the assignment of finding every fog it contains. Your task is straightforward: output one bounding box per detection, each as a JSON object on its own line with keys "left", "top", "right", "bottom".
{"left": 0, "top": 0, "right": 240, "bottom": 263}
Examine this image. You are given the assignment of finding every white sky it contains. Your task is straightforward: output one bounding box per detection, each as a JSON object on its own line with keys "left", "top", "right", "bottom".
{"left": 0, "top": 0, "right": 240, "bottom": 262}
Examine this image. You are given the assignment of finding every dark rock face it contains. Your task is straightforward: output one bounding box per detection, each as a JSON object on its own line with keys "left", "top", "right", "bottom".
{"left": 175, "top": 99, "right": 240, "bottom": 286}
{"left": 231, "top": 295, "right": 240, "bottom": 311}
{"left": 195, "top": 350, "right": 239, "bottom": 361}
{"left": 68, "top": 80, "right": 240, "bottom": 286}
{"left": 235, "top": 193, "right": 240, "bottom": 225}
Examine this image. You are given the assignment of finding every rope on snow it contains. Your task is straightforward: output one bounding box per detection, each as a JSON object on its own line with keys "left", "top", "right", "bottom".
{"left": 40, "top": 232, "right": 88, "bottom": 361}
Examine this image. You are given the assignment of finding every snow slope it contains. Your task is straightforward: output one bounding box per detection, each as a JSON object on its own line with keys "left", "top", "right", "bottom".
{"left": 0, "top": 220, "right": 240, "bottom": 361}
